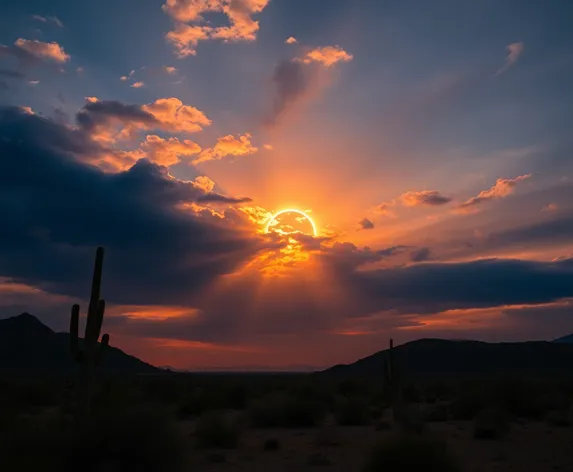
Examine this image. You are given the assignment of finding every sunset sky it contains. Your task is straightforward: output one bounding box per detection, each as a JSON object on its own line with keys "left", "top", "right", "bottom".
{"left": 1, "top": 0, "right": 573, "bottom": 371}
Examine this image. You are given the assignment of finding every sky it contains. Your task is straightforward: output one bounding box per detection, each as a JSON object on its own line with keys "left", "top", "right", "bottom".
{"left": 1, "top": 0, "right": 573, "bottom": 371}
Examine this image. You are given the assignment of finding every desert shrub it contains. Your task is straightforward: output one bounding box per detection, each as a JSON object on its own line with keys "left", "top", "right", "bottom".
{"left": 249, "top": 393, "right": 325, "bottom": 428}
{"left": 473, "top": 407, "right": 510, "bottom": 440}
{"left": 450, "top": 387, "right": 486, "bottom": 420}
{"left": 249, "top": 394, "right": 288, "bottom": 427}
{"left": 0, "top": 406, "right": 186, "bottom": 472}
{"left": 491, "top": 377, "right": 547, "bottom": 420}
{"left": 263, "top": 438, "right": 281, "bottom": 451}
{"left": 402, "top": 383, "right": 423, "bottom": 403}
{"left": 335, "top": 396, "right": 371, "bottom": 426}
{"left": 283, "top": 395, "right": 326, "bottom": 427}
{"left": 314, "top": 425, "right": 342, "bottom": 447}
{"left": 12, "top": 380, "right": 60, "bottom": 410}
{"left": 424, "top": 403, "right": 449, "bottom": 422}
{"left": 546, "top": 407, "right": 572, "bottom": 427}
{"left": 338, "top": 378, "right": 369, "bottom": 397}
{"left": 195, "top": 411, "right": 240, "bottom": 449}
{"left": 362, "top": 434, "right": 462, "bottom": 472}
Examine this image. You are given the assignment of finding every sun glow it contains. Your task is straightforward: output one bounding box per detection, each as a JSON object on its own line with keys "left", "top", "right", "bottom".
{"left": 265, "top": 209, "right": 318, "bottom": 236}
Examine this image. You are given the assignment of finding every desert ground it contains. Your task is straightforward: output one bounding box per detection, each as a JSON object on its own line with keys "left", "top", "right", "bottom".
{"left": 1, "top": 373, "right": 572, "bottom": 471}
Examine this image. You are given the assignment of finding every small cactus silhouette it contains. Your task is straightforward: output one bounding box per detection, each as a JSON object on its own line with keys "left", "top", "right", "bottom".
{"left": 69, "top": 246, "right": 109, "bottom": 419}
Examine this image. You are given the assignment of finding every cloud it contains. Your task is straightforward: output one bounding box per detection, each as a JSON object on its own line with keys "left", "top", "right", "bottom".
{"left": 285, "top": 36, "right": 297, "bottom": 45}
{"left": 116, "top": 135, "right": 202, "bottom": 168}
{"left": 163, "top": 0, "right": 271, "bottom": 57}
{"left": 542, "top": 203, "right": 558, "bottom": 213}
{"left": 496, "top": 42, "right": 524, "bottom": 76}
{"left": 358, "top": 218, "right": 374, "bottom": 230}
{"left": 3, "top": 38, "right": 70, "bottom": 63}
{"left": 410, "top": 247, "right": 433, "bottom": 262}
{"left": 28, "top": 80, "right": 39, "bottom": 85}
{"left": 373, "top": 201, "right": 397, "bottom": 218}
{"left": 76, "top": 97, "right": 211, "bottom": 143}
{"left": 131, "top": 81, "right": 145, "bottom": 88}
{"left": 2, "top": 108, "right": 573, "bottom": 362}
{"left": 0, "top": 106, "right": 268, "bottom": 307}
{"left": 298, "top": 46, "right": 354, "bottom": 68}
{"left": 0, "top": 69, "right": 25, "bottom": 79}
{"left": 164, "top": 66, "right": 178, "bottom": 74}
{"left": 265, "top": 59, "right": 314, "bottom": 126}
{"left": 459, "top": 174, "right": 531, "bottom": 211}
{"left": 194, "top": 133, "right": 257, "bottom": 164}
{"left": 32, "top": 15, "right": 64, "bottom": 27}
{"left": 265, "top": 43, "right": 353, "bottom": 126}
{"left": 401, "top": 190, "right": 452, "bottom": 207}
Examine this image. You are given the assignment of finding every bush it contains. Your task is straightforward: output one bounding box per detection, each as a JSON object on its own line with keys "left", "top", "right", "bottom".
{"left": 425, "top": 403, "right": 449, "bottom": 422}
{"left": 263, "top": 438, "right": 281, "bottom": 451}
{"left": 473, "top": 407, "right": 510, "bottom": 440}
{"left": 249, "top": 393, "right": 325, "bottom": 428}
{"left": 546, "top": 408, "right": 572, "bottom": 428}
{"left": 0, "top": 406, "right": 187, "bottom": 472}
{"left": 195, "top": 411, "right": 240, "bottom": 449}
{"left": 362, "top": 434, "right": 461, "bottom": 472}
{"left": 335, "top": 397, "right": 371, "bottom": 426}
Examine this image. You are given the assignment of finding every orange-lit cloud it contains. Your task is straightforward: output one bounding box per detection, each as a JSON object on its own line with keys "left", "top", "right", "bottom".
{"left": 459, "top": 174, "right": 531, "bottom": 211}
{"left": 194, "top": 133, "right": 257, "bottom": 164}
{"left": 401, "top": 190, "right": 452, "bottom": 207}
{"left": 298, "top": 45, "right": 354, "bottom": 68}
{"left": 373, "top": 201, "right": 397, "bottom": 218}
{"left": 142, "top": 97, "right": 211, "bottom": 133}
{"left": 2, "top": 38, "right": 70, "bottom": 63}
{"left": 131, "top": 81, "right": 145, "bottom": 88}
{"left": 192, "top": 175, "right": 215, "bottom": 192}
{"left": 496, "top": 42, "right": 524, "bottom": 76}
{"left": 163, "top": 0, "right": 270, "bottom": 57}
{"left": 78, "top": 97, "right": 212, "bottom": 144}
{"left": 139, "top": 134, "right": 201, "bottom": 166}
{"left": 285, "top": 36, "right": 297, "bottom": 44}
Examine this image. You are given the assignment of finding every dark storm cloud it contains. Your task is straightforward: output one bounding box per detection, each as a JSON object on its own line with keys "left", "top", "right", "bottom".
{"left": 197, "top": 193, "right": 252, "bottom": 204}
{"left": 102, "top": 254, "right": 573, "bottom": 345}
{"left": 401, "top": 190, "right": 453, "bottom": 206}
{"left": 0, "top": 106, "right": 268, "bottom": 306}
{"left": 0, "top": 69, "right": 25, "bottom": 79}
{"left": 76, "top": 99, "right": 158, "bottom": 133}
{"left": 265, "top": 59, "right": 313, "bottom": 126}
{"left": 341, "top": 257, "right": 573, "bottom": 315}
{"left": 410, "top": 247, "right": 433, "bottom": 262}
{"left": 359, "top": 218, "right": 375, "bottom": 230}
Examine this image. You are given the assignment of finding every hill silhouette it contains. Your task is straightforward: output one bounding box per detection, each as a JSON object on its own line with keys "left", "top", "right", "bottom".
{"left": 322, "top": 338, "right": 573, "bottom": 377}
{"left": 0, "top": 313, "right": 160, "bottom": 374}
{"left": 553, "top": 333, "right": 573, "bottom": 343}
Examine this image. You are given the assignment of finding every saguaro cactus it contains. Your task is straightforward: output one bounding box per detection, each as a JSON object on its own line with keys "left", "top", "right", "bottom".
{"left": 384, "top": 338, "right": 405, "bottom": 424}
{"left": 69, "top": 246, "right": 109, "bottom": 419}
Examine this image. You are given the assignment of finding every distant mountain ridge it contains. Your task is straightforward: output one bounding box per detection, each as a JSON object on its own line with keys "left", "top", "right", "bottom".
{"left": 321, "top": 337, "right": 573, "bottom": 377}
{"left": 0, "top": 313, "right": 161, "bottom": 374}
{"left": 553, "top": 333, "right": 573, "bottom": 344}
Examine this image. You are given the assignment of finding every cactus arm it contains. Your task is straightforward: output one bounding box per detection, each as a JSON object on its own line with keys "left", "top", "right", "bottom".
{"left": 84, "top": 247, "right": 104, "bottom": 344}
{"left": 97, "top": 334, "right": 109, "bottom": 365}
{"left": 70, "top": 304, "right": 80, "bottom": 360}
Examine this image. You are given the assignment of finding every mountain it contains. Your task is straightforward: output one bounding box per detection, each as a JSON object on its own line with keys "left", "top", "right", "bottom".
{"left": 553, "top": 333, "right": 573, "bottom": 344}
{"left": 321, "top": 338, "right": 573, "bottom": 377}
{"left": 0, "top": 313, "right": 161, "bottom": 375}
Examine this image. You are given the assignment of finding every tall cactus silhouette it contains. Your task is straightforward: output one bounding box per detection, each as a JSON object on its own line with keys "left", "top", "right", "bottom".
{"left": 70, "top": 246, "right": 109, "bottom": 419}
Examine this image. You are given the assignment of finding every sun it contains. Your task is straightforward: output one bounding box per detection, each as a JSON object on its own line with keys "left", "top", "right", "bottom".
{"left": 265, "top": 209, "right": 318, "bottom": 237}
